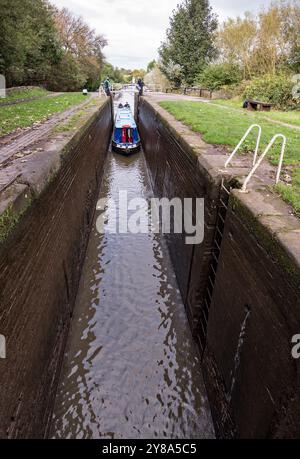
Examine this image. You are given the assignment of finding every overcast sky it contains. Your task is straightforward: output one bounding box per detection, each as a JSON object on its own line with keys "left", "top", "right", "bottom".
{"left": 51, "top": 0, "right": 272, "bottom": 69}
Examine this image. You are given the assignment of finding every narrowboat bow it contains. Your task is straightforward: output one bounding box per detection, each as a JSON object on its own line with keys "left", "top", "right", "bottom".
{"left": 112, "top": 103, "right": 141, "bottom": 155}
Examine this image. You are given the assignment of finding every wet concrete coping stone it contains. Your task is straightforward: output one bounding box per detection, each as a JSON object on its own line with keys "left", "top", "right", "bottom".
{"left": 143, "top": 96, "right": 300, "bottom": 286}
{"left": 0, "top": 96, "right": 109, "bottom": 232}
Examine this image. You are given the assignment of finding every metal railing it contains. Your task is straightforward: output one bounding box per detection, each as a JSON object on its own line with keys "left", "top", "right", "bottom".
{"left": 225, "top": 124, "right": 262, "bottom": 168}
{"left": 242, "top": 134, "right": 287, "bottom": 192}
{"left": 225, "top": 125, "right": 287, "bottom": 192}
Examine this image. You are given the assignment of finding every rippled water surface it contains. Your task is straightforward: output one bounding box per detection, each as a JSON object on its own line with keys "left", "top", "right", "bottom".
{"left": 51, "top": 94, "right": 214, "bottom": 439}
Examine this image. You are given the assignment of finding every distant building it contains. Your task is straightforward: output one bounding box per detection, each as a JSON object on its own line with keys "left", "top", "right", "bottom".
{"left": 144, "top": 64, "right": 170, "bottom": 92}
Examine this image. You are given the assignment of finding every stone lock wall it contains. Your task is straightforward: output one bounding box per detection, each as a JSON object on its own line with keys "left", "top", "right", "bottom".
{"left": 1, "top": 93, "right": 299, "bottom": 439}
{"left": 203, "top": 190, "right": 300, "bottom": 438}
{"left": 0, "top": 99, "right": 112, "bottom": 438}
{"left": 139, "top": 96, "right": 300, "bottom": 439}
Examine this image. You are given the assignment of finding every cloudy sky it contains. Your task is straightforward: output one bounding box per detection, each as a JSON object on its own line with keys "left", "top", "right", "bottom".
{"left": 51, "top": 0, "right": 272, "bottom": 69}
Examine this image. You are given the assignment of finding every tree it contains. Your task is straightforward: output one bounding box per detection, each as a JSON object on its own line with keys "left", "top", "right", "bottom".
{"left": 217, "top": 13, "right": 257, "bottom": 79}
{"left": 47, "top": 51, "right": 86, "bottom": 91}
{"left": 132, "top": 69, "right": 146, "bottom": 80}
{"left": 278, "top": 0, "right": 300, "bottom": 72}
{"left": 159, "top": 0, "right": 218, "bottom": 86}
{"left": 99, "top": 63, "right": 128, "bottom": 84}
{"left": 0, "top": 1, "right": 107, "bottom": 91}
{"left": 0, "top": 0, "right": 61, "bottom": 87}
{"left": 217, "top": 1, "right": 300, "bottom": 78}
{"left": 253, "top": 4, "right": 290, "bottom": 75}
{"left": 54, "top": 7, "right": 107, "bottom": 90}
{"left": 147, "top": 60, "right": 156, "bottom": 73}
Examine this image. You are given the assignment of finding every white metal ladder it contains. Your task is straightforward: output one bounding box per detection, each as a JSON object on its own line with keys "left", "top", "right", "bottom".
{"left": 225, "top": 124, "right": 287, "bottom": 192}
{"left": 225, "top": 124, "right": 262, "bottom": 168}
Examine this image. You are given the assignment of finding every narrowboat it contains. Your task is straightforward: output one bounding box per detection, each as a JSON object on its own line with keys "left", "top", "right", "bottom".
{"left": 112, "top": 103, "right": 141, "bottom": 155}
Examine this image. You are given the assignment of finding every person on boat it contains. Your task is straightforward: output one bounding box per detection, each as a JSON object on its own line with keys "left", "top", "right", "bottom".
{"left": 124, "top": 102, "right": 130, "bottom": 108}
{"left": 137, "top": 78, "right": 144, "bottom": 96}
{"left": 103, "top": 77, "right": 111, "bottom": 96}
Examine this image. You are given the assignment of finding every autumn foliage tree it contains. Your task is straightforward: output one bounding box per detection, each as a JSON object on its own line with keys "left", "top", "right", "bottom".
{"left": 217, "top": 13, "right": 257, "bottom": 79}
{"left": 0, "top": 0, "right": 61, "bottom": 87}
{"left": 0, "top": 0, "right": 107, "bottom": 91}
{"left": 217, "top": 1, "right": 300, "bottom": 78}
{"left": 52, "top": 7, "right": 107, "bottom": 90}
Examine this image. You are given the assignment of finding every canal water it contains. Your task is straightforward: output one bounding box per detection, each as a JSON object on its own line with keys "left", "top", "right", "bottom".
{"left": 51, "top": 92, "right": 214, "bottom": 439}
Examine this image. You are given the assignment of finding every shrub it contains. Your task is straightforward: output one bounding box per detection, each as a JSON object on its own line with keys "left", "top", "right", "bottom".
{"left": 243, "top": 74, "right": 299, "bottom": 110}
{"left": 195, "top": 63, "right": 243, "bottom": 90}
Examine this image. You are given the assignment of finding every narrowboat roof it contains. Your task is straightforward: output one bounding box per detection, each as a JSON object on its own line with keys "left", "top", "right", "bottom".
{"left": 115, "top": 107, "right": 137, "bottom": 129}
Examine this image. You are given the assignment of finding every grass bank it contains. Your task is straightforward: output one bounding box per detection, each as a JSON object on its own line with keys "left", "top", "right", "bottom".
{"left": 0, "top": 206, "right": 20, "bottom": 244}
{"left": 212, "top": 98, "right": 300, "bottom": 127}
{"left": 1, "top": 87, "right": 49, "bottom": 105}
{"left": 159, "top": 100, "right": 300, "bottom": 214}
{"left": 0, "top": 93, "right": 88, "bottom": 137}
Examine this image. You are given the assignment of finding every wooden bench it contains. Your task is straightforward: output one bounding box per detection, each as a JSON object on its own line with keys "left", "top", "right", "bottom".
{"left": 247, "top": 100, "right": 273, "bottom": 112}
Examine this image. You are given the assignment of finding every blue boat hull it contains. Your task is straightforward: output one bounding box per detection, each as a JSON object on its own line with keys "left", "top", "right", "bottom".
{"left": 112, "top": 105, "right": 141, "bottom": 156}
{"left": 112, "top": 140, "right": 141, "bottom": 155}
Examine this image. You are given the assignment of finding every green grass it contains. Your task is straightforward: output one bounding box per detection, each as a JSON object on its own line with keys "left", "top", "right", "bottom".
{"left": 1, "top": 87, "right": 49, "bottom": 104}
{"left": 276, "top": 169, "right": 300, "bottom": 215}
{"left": 212, "top": 98, "right": 300, "bottom": 127}
{"left": 52, "top": 109, "right": 86, "bottom": 133}
{"left": 262, "top": 110, "right": 300, "bottom": 127}
{"left": 212, "top": 98, "right": 242, "bottom": 110}
{"left": 159, "top": 100, "right": 300, "bottom": 213}
{"left": 52, "top": 97, "right": 101, "bottom": 133}
{"left": 0, "top": 206, "right": 20, "bottom": 244}
{"left": 0, "top": 93, "right": 88, "bottom": 136}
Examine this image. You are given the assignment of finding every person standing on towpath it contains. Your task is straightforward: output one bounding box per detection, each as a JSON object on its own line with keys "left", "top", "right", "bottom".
{"left": 137, "top": 78, "right": 144, "bottom": 96}
{"left": 103, "top": 77, "right": 111, "bottom": 96}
